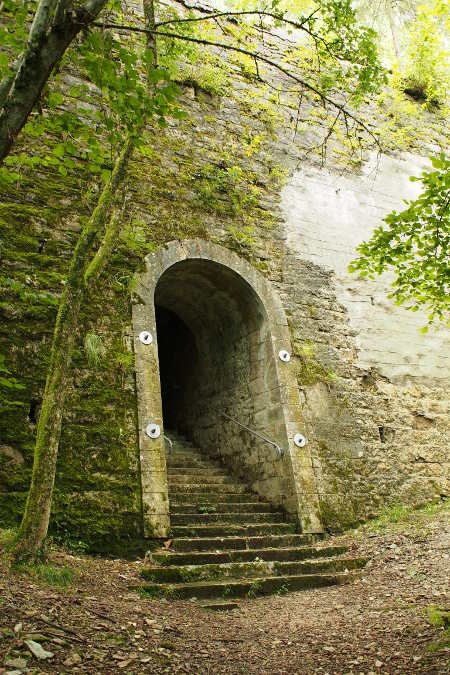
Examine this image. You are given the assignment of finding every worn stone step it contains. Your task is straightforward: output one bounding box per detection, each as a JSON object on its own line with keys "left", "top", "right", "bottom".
{"left": 167, "top": 456, "right": 208, "bottom": 464}
{"left": 153, "top": 544, "right": 347, "bottom": 566}
{"left": 138, "top": 572, "right": 357, "bottom": 600}
{"left": 170, "top": 492, "right": 259, "bottom": 504}
{"left": 141, "top": 557, "right": 366, "bottom": 584}
{"left": 169, "top": 501, "right": 274, "bottom": 514}
{"left": 168, "top": 534, "right": 317, "bottom": 552}
{"left": 171, "top": 511, "right": 285, "bottom": 526}
{"left": 166, "top": 462, "right": 224, "bottom": 471}
{"left": 172, "top": 523, "right": 296, "bottom": 538}
{"left": 168, "top": 472, "right": 233, "bottom": 483}
{"left": 169, "top": 483, "right": 249, "bottom": 494}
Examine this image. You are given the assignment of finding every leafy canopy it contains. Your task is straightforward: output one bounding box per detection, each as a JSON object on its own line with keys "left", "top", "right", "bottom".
{"left": 349, "top": 155, "right": 450, "bottom": 326}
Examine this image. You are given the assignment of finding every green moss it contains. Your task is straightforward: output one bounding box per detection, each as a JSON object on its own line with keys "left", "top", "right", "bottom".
{"left": 294, "top": 342, "right": 336, "bottom": 386}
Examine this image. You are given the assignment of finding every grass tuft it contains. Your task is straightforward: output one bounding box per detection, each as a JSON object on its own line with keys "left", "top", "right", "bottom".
{"left": 358, "top": 498, "right": 448, "bottom": 535}
{"left": 12, "top": 561, "right": 77, "bottom": 587}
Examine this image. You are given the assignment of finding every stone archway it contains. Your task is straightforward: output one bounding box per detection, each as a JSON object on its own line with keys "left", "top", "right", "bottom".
{"left": 132, "top": 239, "right": 322, "bottom": 537}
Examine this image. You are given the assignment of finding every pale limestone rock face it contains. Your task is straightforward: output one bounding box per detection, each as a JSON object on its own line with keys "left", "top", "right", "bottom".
{"left": 279, "top": 152, "right": 449, "bottom": 527}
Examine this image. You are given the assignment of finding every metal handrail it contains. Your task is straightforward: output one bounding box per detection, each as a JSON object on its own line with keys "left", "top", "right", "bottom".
{"left": 164, "top": 435, "right": 173, "bottom": 452}
{"left": 222, "top": 413, "right": 284, "bottom": 458}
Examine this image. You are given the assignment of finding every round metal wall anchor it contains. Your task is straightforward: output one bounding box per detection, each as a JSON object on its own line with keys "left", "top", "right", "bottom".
{"left": 294, "top": 433, "right": 307, "bottom": 448}
{"left": 139, "top": 330, "right": 153, "bottom": 345}
{"left": 146, "top": 423, "right": 161, "bottom": 439}
{"left": 278, "top": 349, "right": 291, "bottom": 363}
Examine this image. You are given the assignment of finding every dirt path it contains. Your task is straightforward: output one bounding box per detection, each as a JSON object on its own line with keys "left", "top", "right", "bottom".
{"left": 1, "top": 504, "right": 448, "bottom": 674}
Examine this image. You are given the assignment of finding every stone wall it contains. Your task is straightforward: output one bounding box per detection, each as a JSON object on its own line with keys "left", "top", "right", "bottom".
{"left": 279, "top": 152, "right": 449, "bottom": 528}
{"left": 0, "top": 14, "right": 448, "bottom": 547}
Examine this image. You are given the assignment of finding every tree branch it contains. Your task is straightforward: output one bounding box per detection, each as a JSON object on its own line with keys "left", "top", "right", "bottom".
{"left": 0, "top": 0, "right": 108, "bottom": 163}
{"left": 28, "top": 0, "right": 59, "bottom": 46}
{"left": 89, "top": 21, "right": 381, "bottom": 147}
{"left": 155, "top": 8, "right": 320, "bottom": 31}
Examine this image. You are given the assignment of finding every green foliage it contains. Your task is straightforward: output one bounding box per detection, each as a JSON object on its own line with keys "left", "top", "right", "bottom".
{"left": 0, "top": 527, "right": 17, "bottom": 549}
{"left": 349, "top": 154, "right": 449, "bottom": 324}
{"left": 425, "top": 605, "right": 450, "bottom": 652}
{"left": 398, "top": 0, "right": 449, "bottom": 109}
{"left": 0, "top": 353, "right": 25, "bottom": 393}
{"left": 84, "top": 332, "right": 106, "bottom": 366}
{"left": 119, "top": 219, "right": 159, "bottom": 257}
{"left": 198, "top": 504, "right": 217, "bottom": 513}
{"left": 229, "top": 0, "right": 385, "bottom": 103}
{"left": 0, "top": 0, "right": 29, "bottom": 79}
{"left": 1, "top": 2, "right": 185, "bottom": 187}
{"left": 247, "top": 579, "right": 263, "bottom": 598}
{"left": 226, "top": 225, "right": 257, "bottom": 254}
{"left": 275, "top": 583, "right": 289, "bottom": 595}
{"left": 358, "top": 498, "right": 448, "bottom": 534}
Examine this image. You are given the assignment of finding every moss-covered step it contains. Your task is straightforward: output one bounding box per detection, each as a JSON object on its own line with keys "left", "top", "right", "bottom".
{"left": 172, "top": 523, "right": 296, "bottom": 538}
{"left": 158, "top": 434, "right": 367, "bottom": 602}
{"left": 141, "top": 556, "right": 367, "bottom": 584}
{"left": 170, "top": 511, "right": 285, "bottom": 525}
{"left": 167, "top": 466, "right": 229, "bottom": 475}
{"left": 169, "top": 533, "right": 318, "bottom": 552}
{"left": 137, "top": 572, "right": 359, "bottom": 600}
{"left": 168, "top": 474, "right": 237, "bottom": 484}
{"left": 169, "top": 501, "right": 274, "bottom": 514}
{"left": 153, "top": 544, "right": 348, "bottom": 566}
{"left": 168, "top": 483, "right": 250, "bottom": 494}
{"left": 167, "top": 460, "right": 225, "bottom": 469}
{"left": 170, "top": 492, "right": 259, "bottom": 504}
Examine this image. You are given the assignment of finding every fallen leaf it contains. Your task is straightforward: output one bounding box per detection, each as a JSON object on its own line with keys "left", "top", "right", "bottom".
{"left": 24, "top": 639, "right": 54, "bottom": 660}
{"left": 118, "top": 659, "right": 132, "bottom": 668}
{"left": 5, "top": 657, "right": 27, "bottom": 669}
{"left": 64, "top": 652, "right": 82, "bottom": 667}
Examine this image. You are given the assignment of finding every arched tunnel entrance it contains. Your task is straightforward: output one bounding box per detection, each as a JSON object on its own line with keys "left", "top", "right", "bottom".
{"left": 154, "top": 259, "right": 267, "bottom": 453}
{"left": 132, "top": 240, "right": 322, "bottom": 537}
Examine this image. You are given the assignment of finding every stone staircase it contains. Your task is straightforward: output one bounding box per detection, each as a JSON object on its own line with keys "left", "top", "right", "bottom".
{"left": 139, "top": 433, "right": 366, "bottom": 605}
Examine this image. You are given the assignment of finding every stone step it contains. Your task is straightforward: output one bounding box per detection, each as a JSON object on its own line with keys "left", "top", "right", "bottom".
{"left": 157, "top": 433, "right": 367, "bottom": 602}
{"left": 168, "top": 454, "right": 220, "bottom": 463}
{"left": 166, "top": 463, "right": 224, "bottom": 471}
{"left": 169, "top": 501, "right": 274, "bottom": 514}
{"left": 166, "top": 448, "right": 214, "bottom": 456}
{"left": 170, "top": 511, "right": 285, "bottom": 526}
{"left": 170, "top": 492, "right": 259, "bottom": 504}
{"left": 168, "top": 473, "right": 235, "bottom": 484}
{"left": 138, "top": 571, "right": 358, "bottom": 600}
{"left": 171, "top": 523, "right": 296, "bottom": 538}
{"left": 169, "top": 483, "right": 249, "bottom": 494}
{"left": 141, "top": 557, "right": 366, "bottom": 584}
{"left": 168, "top": 534, "right": 317, "bottom": 552}
{"left": 153, "top": 544, "right": 347, "bottom": 566}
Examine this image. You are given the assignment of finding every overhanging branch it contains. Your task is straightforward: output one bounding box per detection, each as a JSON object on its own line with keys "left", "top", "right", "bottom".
{"left": 89, "top": 20, "right": 381, "bottom": 148}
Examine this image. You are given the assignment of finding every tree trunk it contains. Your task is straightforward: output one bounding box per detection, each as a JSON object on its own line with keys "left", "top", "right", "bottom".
{"left": 0, "top": 0, "right": 107, "bottom": 163}
{"left": 13, "top": 137, "right": 134, "bottom": 562}
{"left": 386, "top": 0, "right": 401, "bottom": 66}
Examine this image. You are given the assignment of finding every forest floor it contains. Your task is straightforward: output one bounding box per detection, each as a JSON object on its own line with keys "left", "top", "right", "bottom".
{"left": 0, "top": 501, "right": 449, "bottom": 675}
